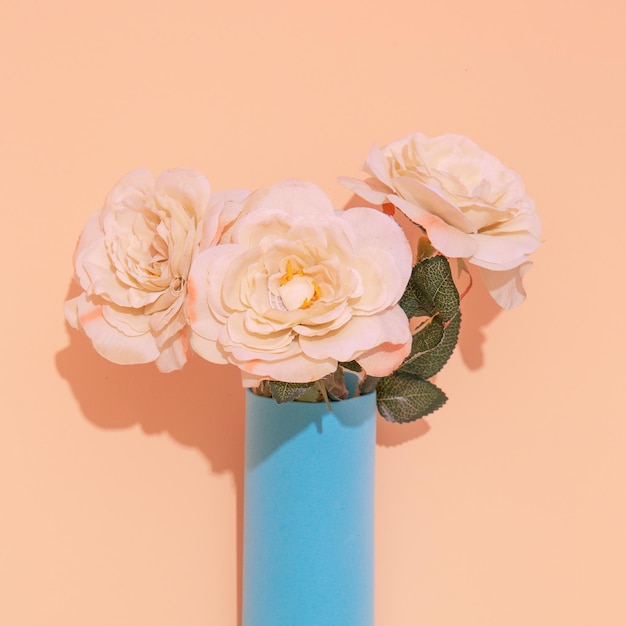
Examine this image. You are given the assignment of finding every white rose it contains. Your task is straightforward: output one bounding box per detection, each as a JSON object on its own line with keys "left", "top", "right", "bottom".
{"left": 187, "top": 180, "right": 413, "bottom": 385}
{"left": 340, "top": 133, "right": 542, "bottom": 308}
{"left": 64, "top": 168, "right": 249, "bottom": 372}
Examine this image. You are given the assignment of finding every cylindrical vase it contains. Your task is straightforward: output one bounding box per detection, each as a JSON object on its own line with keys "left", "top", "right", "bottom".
{"left": 243, "top": 388, "right": 376, "bottom": 626}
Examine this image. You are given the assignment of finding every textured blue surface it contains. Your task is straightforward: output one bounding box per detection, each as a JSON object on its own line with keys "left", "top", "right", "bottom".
{"left": 243, "top": 389, "right": 376, "bottom": 626}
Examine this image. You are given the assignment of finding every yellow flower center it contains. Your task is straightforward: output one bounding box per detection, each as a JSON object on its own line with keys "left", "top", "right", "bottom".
{"left": 280, "top": 259, "right": 304, "bottom": 285}
{"left": 300, "top": 282, "right": 321, "bottom": 309}
{"left": 278, "top": 260, "right": 321, "bottom": 310}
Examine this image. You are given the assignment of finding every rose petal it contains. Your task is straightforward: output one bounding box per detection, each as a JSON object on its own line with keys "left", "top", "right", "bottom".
{"left": 243, "top": 179, "right": 335, "bottom": 218}
{"left": 155, "top": 331, "right": 192, "bottom": 373}
{"left": 470, "top": 229, "right": 540, "bottom": 269}
{"left": 154, "top": 169, "right": 211, "bottom": 220}
{"left": 480, "top": 262, "right": 533, "bottom": 309}
{"left": 189, "top": 331, "right": 228, "bottom": 364}
{"left": 339, "top": 206, "right": 413, "bottom": 294}
{"left": 392, "top": 194, "right": 478, "bottom": 258}
{"left": 101, "top": 304, "right": 151, "bottom": 336}
{"left": 391, "top": 176, "right": 476, "bottom": 234}
{"left": 238, "top": 347, "right": 337, "bottom": 383}
{"left": 362, "top": 143, "right": 392, "bottom": 186}
{"left": 300, "top": 306, "right": 411, "bottom": 364}
{"left": 226, "top": 312, "right": 293, "bottom": 353}
{"left": 187, "top": 245, "right": 241, "bottom": 333}
{"left": 75, "top": 294, "right": 159, "bottom": 364}
{"left": 200, "top": 188, "right": 250, "bottom": 248}
{"left": 337, "top": 176, "right": 390, "bottom": 206}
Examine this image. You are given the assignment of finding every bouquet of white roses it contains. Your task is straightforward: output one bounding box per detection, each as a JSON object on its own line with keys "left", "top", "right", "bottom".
{"left": 65, "top": 133, "right": 541, "bottom": 423}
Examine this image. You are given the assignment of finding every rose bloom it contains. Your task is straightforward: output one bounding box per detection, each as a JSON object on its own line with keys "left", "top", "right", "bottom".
{"left": 64, "top": 168, "right": 248, "bottom": 372}
{"left": 340, "top": 133, "right": 542, "bottom": 308}
{"left": 187, "top": 180, "right": 413, "bottom": 385}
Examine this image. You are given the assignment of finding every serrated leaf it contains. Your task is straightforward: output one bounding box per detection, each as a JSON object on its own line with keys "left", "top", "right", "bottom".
{"left": 376, "top": 373, "right": 448, "bottom": 423}
{"left": 411, "top": 316, "right": 445, "bottom": 355}
{"left": 296, "top": 384, "right": 323, "bottom": 403}
{"left": 269, "top": 381, "right": 315, "bottom": 404}
{"left": 399, "top": 312, "right": 461, "bottom": 379}
{"left": 398, "top": 273, "right": 422, "bottom": 319}
{"left": 418, "top": 255, "right": 459, "bottom": 321}
{"left": 400, "top": 255, "right": 460, "bottom": 322}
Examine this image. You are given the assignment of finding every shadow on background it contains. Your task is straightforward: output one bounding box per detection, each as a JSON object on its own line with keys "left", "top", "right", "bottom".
{"left": 456, "top": 263, "right": 502, "bottom": 371}
{"left": 56, "top": 254, "right": 500, "bottom": 622}
{"left": 56, "top": 324, "right": 245, "bottom": 472}
{"left": 56, "top": 281, "right": 246, "bottom": 624}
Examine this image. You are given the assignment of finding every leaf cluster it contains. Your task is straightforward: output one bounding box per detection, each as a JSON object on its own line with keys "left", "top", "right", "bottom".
{"left": 376, "top": 255, "right": 461, "bottom": 423}
{"left": 262, "top": 367, "right": 350, "bottom": 407}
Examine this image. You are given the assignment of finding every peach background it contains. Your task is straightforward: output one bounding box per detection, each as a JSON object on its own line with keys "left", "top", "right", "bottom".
{"left": 2, "top": 1, "right": 625, "bottom": 624}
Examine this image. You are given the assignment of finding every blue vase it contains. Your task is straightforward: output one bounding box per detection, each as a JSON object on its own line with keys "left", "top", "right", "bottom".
{"left": 243, "top": 385, "right": 376, "bottom": 626}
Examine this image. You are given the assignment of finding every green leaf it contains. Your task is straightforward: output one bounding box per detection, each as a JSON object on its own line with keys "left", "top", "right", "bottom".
{"left": 399, "top": 311, "right": 461, "bottom": 379}
{"left": 400, "top": 255, "right": 460, "bottom": 322}
{"left": 376, "top": 373, "right": 448, "bottom": 423}
{"left": 269, "top": 381, "right": 315, "bottom": 404}
{"left": 412, "top": 316, "right": 445, "bottom": 355}
{"left": 396, "top": 254, "right": 461, "bottom": 381}
{"left": 296, "top": 384, "right": 323, "bottom": 403}
{"left": 398, "top": 273, "right": 422, "bottom": 319}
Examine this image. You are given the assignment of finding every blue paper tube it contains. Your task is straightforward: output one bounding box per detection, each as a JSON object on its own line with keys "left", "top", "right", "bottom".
{"left": 243, "top": 388, "right": 376, "bottom": 626}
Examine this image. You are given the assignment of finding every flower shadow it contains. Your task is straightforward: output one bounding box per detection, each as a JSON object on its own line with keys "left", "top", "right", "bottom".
{"left": 56, "top": 282, "right": 246, "bottom": 624}
{"left": 56, "top": 325, "right": 245, "bottom": 470}
{"left": 456, "top": 265, "right": 502, "bottom": 370}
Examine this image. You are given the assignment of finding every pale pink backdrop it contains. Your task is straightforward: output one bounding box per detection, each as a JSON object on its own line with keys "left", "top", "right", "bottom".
{"left": 2, "top": 1, "right": 625, "bottom": 624}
